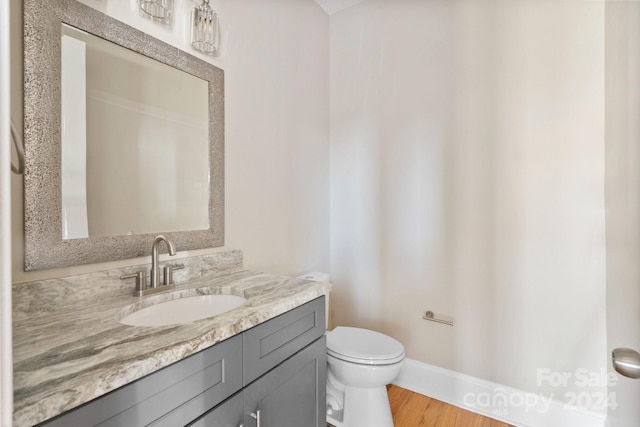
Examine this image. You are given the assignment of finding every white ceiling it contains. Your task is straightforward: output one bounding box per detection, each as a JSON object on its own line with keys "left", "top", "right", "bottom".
{"left": 313, "top": 0, "right": 365, "bottom": 15}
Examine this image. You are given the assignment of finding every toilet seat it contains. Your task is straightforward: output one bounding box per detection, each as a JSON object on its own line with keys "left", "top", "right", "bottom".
{"left": 327, "top": 327, "right": 405, "bottom": 365}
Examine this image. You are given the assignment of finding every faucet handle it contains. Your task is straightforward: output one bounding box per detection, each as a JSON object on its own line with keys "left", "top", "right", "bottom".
{"left": 163, "top": 264, "right": 184, "bottom": 286}
{"left": 120, "top": 271, "right": 147, "bottom": 295}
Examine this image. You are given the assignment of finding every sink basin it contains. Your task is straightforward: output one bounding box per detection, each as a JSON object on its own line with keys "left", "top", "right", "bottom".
{"left": 120, "top": 294, "right": 247, "bottom": 327}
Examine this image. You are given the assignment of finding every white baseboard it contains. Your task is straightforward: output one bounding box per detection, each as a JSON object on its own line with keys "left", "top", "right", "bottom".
{"left": 393, "top": 359, "right": 608, "bottom": 427}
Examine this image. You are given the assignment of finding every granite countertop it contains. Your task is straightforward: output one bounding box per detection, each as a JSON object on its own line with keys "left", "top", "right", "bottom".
{"left": 12, "top": 251, "right": 331, "bottom": 426}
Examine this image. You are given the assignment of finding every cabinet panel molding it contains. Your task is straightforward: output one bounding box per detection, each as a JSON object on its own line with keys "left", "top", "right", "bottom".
{"left": 243, "top": 296, "right": 325, "bottom": 385}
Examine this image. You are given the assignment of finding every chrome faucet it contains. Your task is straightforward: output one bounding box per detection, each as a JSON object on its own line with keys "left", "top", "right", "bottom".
{"left": 120, "top": 234, "right": 184, "bottom": 297}
{"left": 150, "top": 234, "right": 176, "bottom": 289}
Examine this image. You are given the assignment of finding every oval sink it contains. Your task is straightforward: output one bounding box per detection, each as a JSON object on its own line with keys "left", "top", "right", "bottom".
{"left": 120, "top": 294, "right": 247, "bottom": 327}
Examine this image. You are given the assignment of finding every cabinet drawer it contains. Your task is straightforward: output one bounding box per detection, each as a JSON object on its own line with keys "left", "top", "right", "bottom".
{"left": 39, "top": 334, "right": 242, "bottom": 427}
{"left": 187, "top": 392, "right": 244, "bottom": 427}
{"left": 148, "top": 344, "right": 243, "bottom": 427}
{"left": 243, "top": 296, "right": 325, "bottom": 386}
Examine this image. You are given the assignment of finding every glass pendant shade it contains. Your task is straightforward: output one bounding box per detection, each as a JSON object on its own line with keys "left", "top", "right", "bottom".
{"left": 138, "top": 0, "right": 173, "bottom": 23}
{"left": 191, "top": 0, "right": 219, "bottom": 55}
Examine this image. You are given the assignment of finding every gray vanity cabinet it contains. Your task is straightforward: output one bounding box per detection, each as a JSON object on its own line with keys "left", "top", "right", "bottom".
{"left": 243, "top": 336, "right": 326, "bottom": 427}
{"left": 193, "top": 336, "right": 326, "bottom": 427}
{"left": 37, "top": 296, "right": 326, "bottom": 427}
{"left": 192, "top": 296, "right": 327, "bottom": 427}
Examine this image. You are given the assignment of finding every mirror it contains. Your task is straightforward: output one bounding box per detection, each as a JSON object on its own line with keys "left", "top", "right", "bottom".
{"left": 61, "top": 24, "right": 210, "bottom": 239}
{"left": 23, "top": 0, "right": 224, "bottom": 270}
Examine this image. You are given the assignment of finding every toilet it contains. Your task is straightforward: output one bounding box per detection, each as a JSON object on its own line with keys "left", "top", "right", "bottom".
{"left": 325, "top": 326, "right": 405, "bottom": 427}
{"left": 298, "top": 272, "right": 405, "bottom": 427}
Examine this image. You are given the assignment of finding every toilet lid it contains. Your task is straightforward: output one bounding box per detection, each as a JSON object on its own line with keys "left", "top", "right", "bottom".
{"left": 327, "top": 327, "right": 405, "bottom": 365}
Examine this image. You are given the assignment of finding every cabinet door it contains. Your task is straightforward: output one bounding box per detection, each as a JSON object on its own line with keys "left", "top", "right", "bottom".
{"left": 243, "top": 337, "right": 326, "bottom": 427}
{"left": 188, "top": 392, "right": 244, "bottom": 427}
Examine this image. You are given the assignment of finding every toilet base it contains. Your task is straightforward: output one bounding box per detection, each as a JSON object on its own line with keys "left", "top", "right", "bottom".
{"left": 326, "top": 408, "right": 344, "bottom": 426}
{"left": 326, "top": 385, "right": 394, "bottom": 427}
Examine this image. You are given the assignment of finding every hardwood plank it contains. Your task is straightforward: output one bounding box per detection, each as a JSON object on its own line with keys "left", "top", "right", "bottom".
{"left": 388, "top": 384, "right": 413, "bottom": 422}
{"left": 328, "top": 385, "right": 514, "bottom": 427}
{"left": 389, "top": 385, "right": 440, "bottom": 426}
{"left": 454, "top": 407, "right": 488, "bottom": 427}
{"left": 387, "top": 385, "right": 514, "bottom": 427}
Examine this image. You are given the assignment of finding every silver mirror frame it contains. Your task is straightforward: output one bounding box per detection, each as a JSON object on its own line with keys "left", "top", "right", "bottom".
{"left": 23, "top": 0, "right": 224, "bottom": 271}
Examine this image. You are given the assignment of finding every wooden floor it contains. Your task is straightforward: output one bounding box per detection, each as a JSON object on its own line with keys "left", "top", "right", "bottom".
{"left": 329, "top": 385, "right": 514, "bottom": 427}
{"left": 387, "top": 385, "right": 514, "bottom": 427}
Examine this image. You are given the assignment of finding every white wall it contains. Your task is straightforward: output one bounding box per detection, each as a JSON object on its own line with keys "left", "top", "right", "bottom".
{"left": 330, "top": 0, "right": 607, "bottom": 404}
{"left": 11, "top": 0, "right": 330, "bottom": 282}
{"left": 605, "top": 2, "right": 640, "bottom": 425}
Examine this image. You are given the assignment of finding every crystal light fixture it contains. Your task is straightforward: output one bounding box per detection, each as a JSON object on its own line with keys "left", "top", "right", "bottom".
{"left": 191, "top": 0, "right": 219, "bottom": 55}
{"left": 138, "top": 0, "right": 173, "bottom": 24}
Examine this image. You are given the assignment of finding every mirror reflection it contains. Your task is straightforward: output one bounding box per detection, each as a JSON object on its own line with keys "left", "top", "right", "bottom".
{"left": 61, "top": 24, "right": 210, "bottom": 240}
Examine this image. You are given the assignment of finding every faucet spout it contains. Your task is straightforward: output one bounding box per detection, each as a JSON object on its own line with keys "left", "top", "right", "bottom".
{"left": 150, "top": 234, "right": 176, "bottom": 288}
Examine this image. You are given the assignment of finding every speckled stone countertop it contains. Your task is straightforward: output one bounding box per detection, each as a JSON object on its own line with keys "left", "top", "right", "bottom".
{"left": 12, "top": 250, "right": 331, "bottom": 426}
